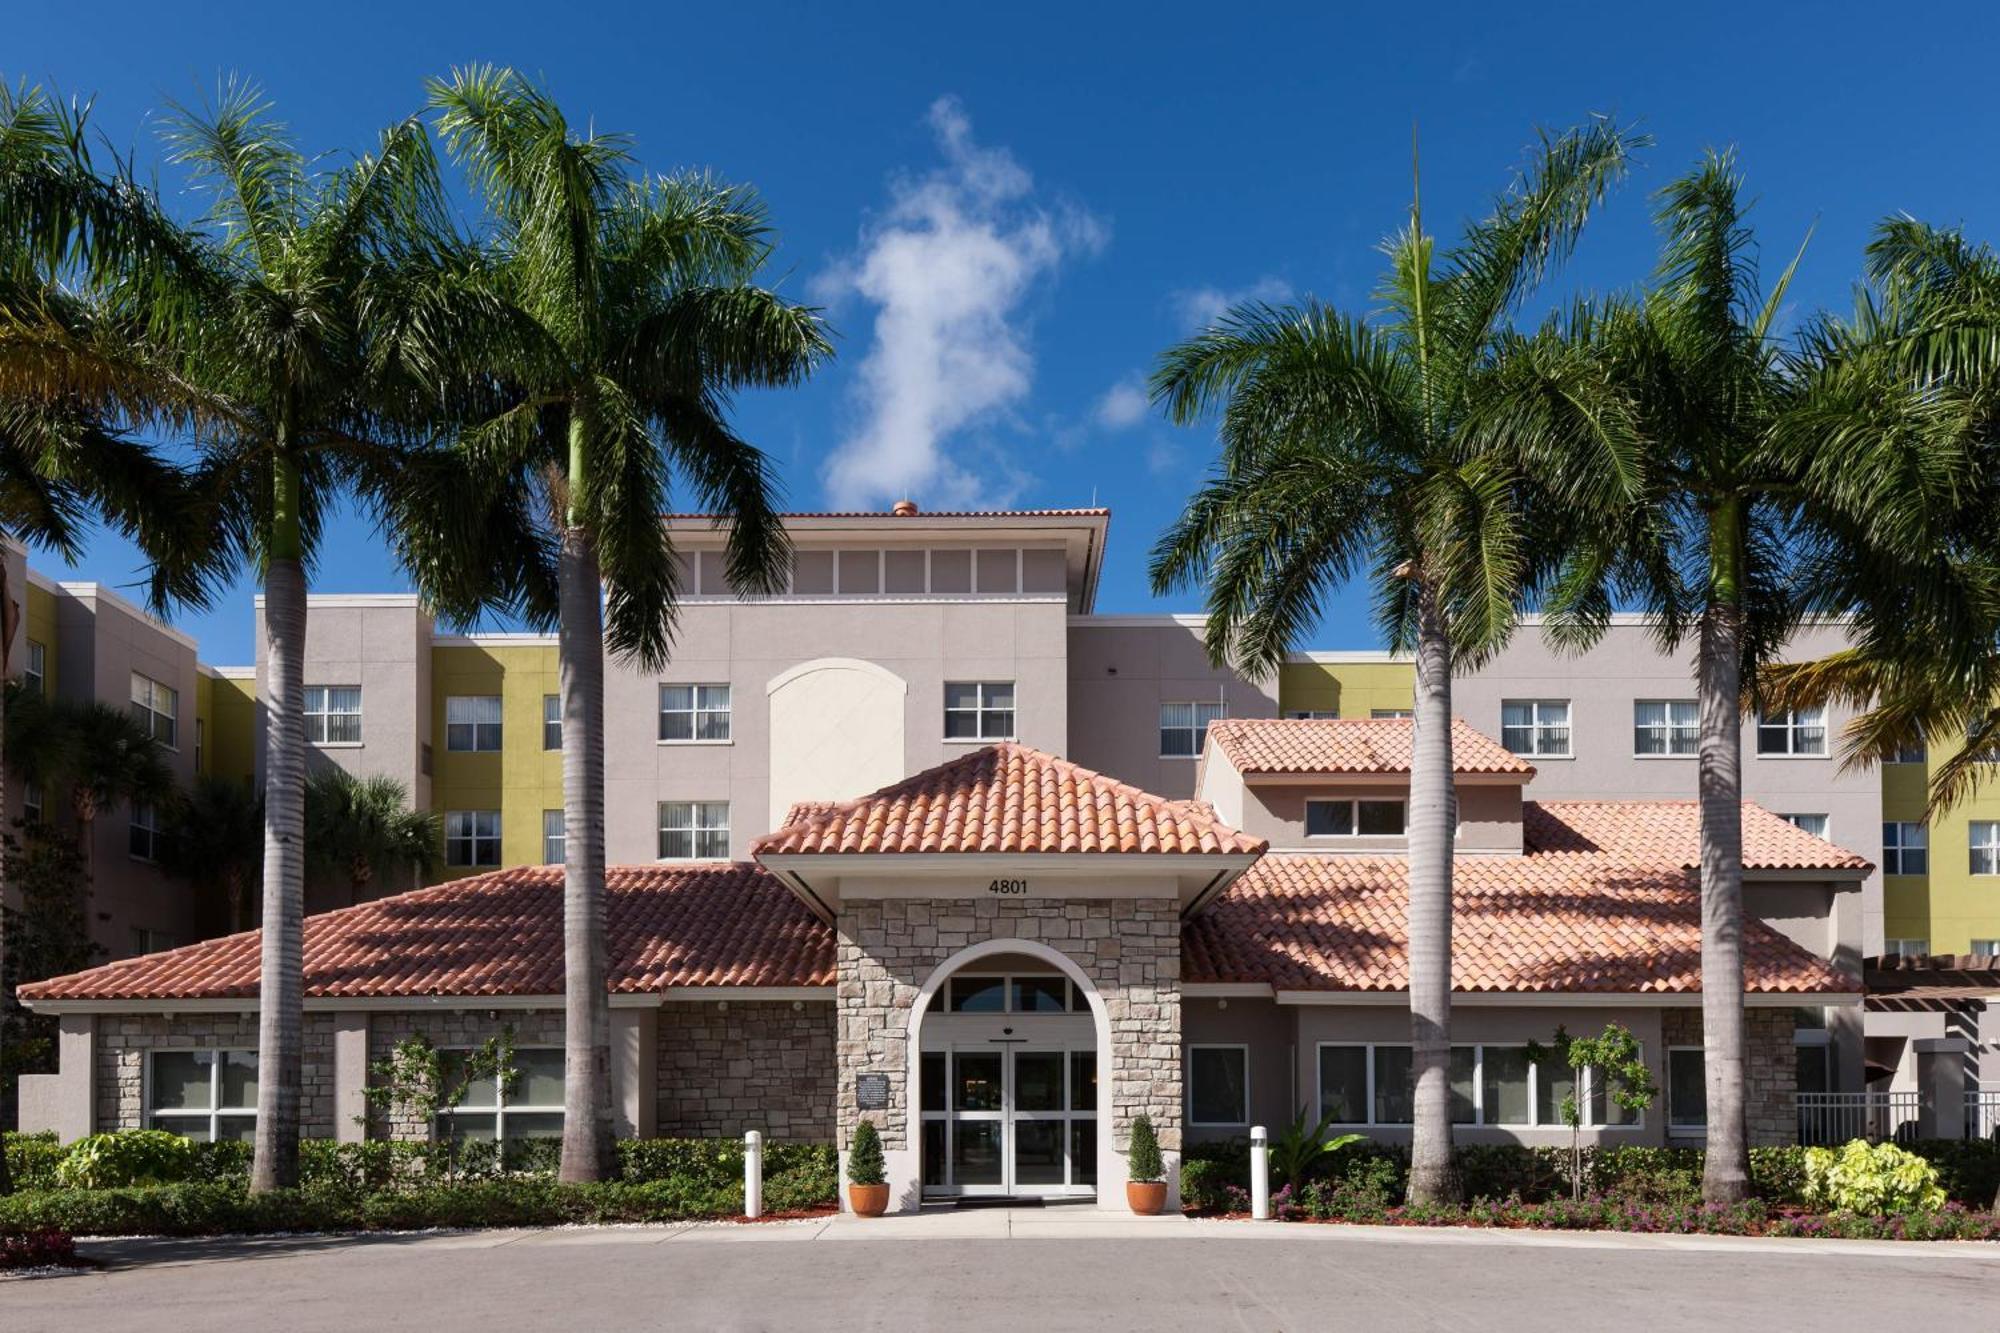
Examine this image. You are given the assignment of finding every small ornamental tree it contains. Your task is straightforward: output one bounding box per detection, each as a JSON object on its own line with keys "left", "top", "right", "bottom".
{"left": 1128, "top": 1114, "right": 1164, "bottom": 1184}
{"left": 359, "top": 1028, "right": 516, "bottom": 1183}
{"left": 1270, "top": 1105, "right": 1364, "bottom": 1196}
{"left": 847, "top": 1119, "right": 886, "bottom": 1186}
{"left": 1528, "top": 1023, "right": 1658, "bottom": 1200}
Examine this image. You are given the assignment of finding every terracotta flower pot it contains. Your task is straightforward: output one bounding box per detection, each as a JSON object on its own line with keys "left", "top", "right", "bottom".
{"left": 848, "top": 1183, "right": 890, "bottom": 1217}
{"left": 1126, "top": 1180, "right": 1168, "bottom": 1215}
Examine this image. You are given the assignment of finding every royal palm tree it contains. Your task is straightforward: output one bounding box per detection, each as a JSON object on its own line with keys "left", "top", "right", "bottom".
{"left": 401, "top": 67, "right": 830, "bottom": 1181}
{"left": 161, "top": 776, "right": 264, "bottom": 931}
{"left": 1149, "top": 121, "right": 1643, "bottom": 1205}
{"left": 1, "top": 79, "right": 458, "bottom": 1191}
{"left": 303, "top": 768, "right": 437, "bottom": 903}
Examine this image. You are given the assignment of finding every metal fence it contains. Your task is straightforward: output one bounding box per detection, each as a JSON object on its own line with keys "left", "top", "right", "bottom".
{"left": 1795, "top": 1091, "right": 1923, "bottom": 1145}
{"left": 1970, "top": 1089, "right": 2000, "bottom": 1141}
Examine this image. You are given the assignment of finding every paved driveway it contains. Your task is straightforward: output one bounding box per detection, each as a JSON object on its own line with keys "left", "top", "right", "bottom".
{"left": 4, "top": 1212, "right": 1995, "bottom": 1332}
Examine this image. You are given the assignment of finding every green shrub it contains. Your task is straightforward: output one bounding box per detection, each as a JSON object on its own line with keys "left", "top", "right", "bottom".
{"left": 847, "top": 1120, "right": 886, "bottom": 1186}
{"left": 1804, "top": 1141, "right": 1946, "bottom": 1215}
{"left": 1179, "top": 1158, "right": 1235, "bottom": 1212}
{"left": 55, "top": 1130, "right": 199, "bottom": 1189}
{"left": 1903, "top": 1139, "right": 2000, "bottom": 1208}
{"left": 1127, "top": 1115, "right": 1163, "bottom": 1183}
{"left": 3, "top": 1131, "right": 65, "bottom": 1192}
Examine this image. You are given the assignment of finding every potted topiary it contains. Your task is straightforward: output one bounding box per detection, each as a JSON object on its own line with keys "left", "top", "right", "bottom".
{"left": 1125, "top": 1113, "right": 1167, "bottom": 1214}
{"left": 847, "top": 1118, "right": 890, "bottom": 1216}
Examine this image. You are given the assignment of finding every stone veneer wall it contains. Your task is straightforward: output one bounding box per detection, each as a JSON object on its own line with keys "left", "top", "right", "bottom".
{"left": 836, "top": 895, "right": 1181, "bottom": 1153}
{"left": 96, "top": 1012, "right": 339, "bottom": 1136}
{"left": 1662, "top": 1007, "right": 1798, "bottom": 1146}
{"left": 365, "top": 1010, "right": 564, "bottom": 1140}
{"left": 656, "top": 1001, "right": 836, "bottom": 1141}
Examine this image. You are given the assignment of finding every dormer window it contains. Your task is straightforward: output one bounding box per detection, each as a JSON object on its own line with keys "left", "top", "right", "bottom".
{"left": 1306, "top": 798, "right": 1407, "bottom": 837}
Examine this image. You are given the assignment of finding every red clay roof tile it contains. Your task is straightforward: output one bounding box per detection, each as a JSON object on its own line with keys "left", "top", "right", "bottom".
{"left": 1205, "top": 717, "right": 1536, "bottom": 777}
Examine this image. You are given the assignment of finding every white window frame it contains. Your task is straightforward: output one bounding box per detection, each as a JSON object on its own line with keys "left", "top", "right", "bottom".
{"left": 944, "top": 681, "right": 1016, "bottom": 742}
{"left": 1304, "top": 797, "right": 1408, "bottom": 838}
{"left": 1370, "top": 708, "right": 1412, "bottom": 719}
{"left": 1159, "top": 700, "right": 1226, "bottom": 759}
{"left": 1971, "top": 938, "right": 2000, "bottom": 956}
{"left": 145, "top": 1048, "right": 257, "bottom": 1141}
{"left": 1666, "top": 1046, "right": 1706, "bottom": 1135}
{"left": 22, "top": 777, "right": 42, "bottom": 823}
{"left": 444, "top": 810, "right": 502, "bottom": 868}
{"left": 303, "top": 685, "right": 363, "bottom": 746}
{"left": 542, "top": 694, "right": 561, "bottom": 751}
{"left": 1633, "top": 699, "right": 1698, "bottom": 757}
{"left": 1756, "top": 706, "right": 1828, "bottom": 757}
{"left": 1286, "top": 710, "right": 1339, "bottom": 720}
{"left": 658, "top": 801, "right": 730, "bottom": 861}
{"left": 1780, "top": 813, "right": 1829, "bottom": 839}
{"left": 1884, "top": 938, "right": 1930, "bottom": 959}
{"left": 438, "top": 1046, "right": 565, "bottom": 1145}
{"left": 542, "top": 809, "right": 565, "bottom": 866}
{"left": 1315, "top": 1042, "right": 1641, "bottom": 1130}
{"left": 24, "top": 639, "right": 44, "bottom": 697}
{"left": 1883, "top": 822, "right": 1928, "bottom": 876}
{"left": 129, "top": 799, "right": 163, "bottom": 862}
{"left": 445, "top": 695, "right": 503, "bottom": 752}
{"left": 130, "top": 671, "right": 178, "bottom": 748}
{"left": 1971, "top": 822, "right": 2000, "bottom": 876}
{"left": 658, "top": 684, "right": 732, "bottom": 744}
{"left": 1501, "top": 699, "right": 1571, "bottom": 757}
{"left": 1886, "top": 739, "right": 1927, "bottom": 765}
{"left": 942, "top": 972, "right": 1085, "bottom": 1014}
{"left": 1187, "top": 1043, "right": 1250, "bottom": 1128}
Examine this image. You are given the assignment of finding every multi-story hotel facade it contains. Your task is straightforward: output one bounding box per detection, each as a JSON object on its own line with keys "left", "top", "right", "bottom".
{"left": 9, "top": 505, "right": 1997, "bottom": 1208}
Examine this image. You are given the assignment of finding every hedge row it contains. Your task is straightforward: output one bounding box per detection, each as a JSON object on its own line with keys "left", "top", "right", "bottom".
{"left": 1291, "top": 1191, "right": 2000, "bottom": 1240}
{"left": 1180, "top": 1138, "right": 2000, "bottom": 1212}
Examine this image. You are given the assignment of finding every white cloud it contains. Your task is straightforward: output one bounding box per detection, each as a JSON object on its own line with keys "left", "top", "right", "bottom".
{"left": 1094, "top": 375, "right": 1150, "bottom": 431}
{"left": 1169, "top": 275, "right": 1293, "bottom": 331}
{"left": 817, "top": 97, "right": 1103, "bottom": 510}
{"left": 1144, "top": 438, "right": 1184, "bottom": 480}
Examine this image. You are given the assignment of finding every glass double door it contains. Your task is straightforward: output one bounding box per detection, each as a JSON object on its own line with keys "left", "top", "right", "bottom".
{"left": 922, "top": 1045, "right": 1097, "bottom": 1197}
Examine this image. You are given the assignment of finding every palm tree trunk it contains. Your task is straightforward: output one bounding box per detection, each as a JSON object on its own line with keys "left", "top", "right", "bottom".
{"left": 0, "top": 588, "right": 11, "bottom": 1196}
{"left": 1405, "top": 575, "right": 1462, "bottom": 1206}
{"left": 1699, "top": 497, "right": 1751, "bottom": 1205}
{"left": 71, "top": 793, "right": 95, "bottom": 913}
{"left": 558, "top": 416, "right": 615, "bottom": 1183}
{"left": 252, "top": 450, "right": 307, "bottom": 1193}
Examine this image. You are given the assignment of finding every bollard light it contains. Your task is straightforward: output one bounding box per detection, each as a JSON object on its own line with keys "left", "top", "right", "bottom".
{"left": 744, "top": 1129, "right": 764, "bottom": 1220}
{"left": 1249, "top": 1124, "right": 1270, "bottom": 1221}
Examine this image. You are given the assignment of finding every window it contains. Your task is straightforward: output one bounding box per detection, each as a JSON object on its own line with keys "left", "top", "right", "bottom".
{"left": 303, "top": 685, "right": 362, "bottom": 744}
{"left": 439, "top": 1047, "right": 564, "bottom": 1146}
{"left": 1885, "top": 938, "right": 1930, "bottom": 959}
{"left": 445, "top": 696, "right": 503, "bottom": 752}
{"left": 130, "top": 672, "right": 178, "bottom": 747}
{"left": 1887, "top": 738, "right": 1927, "bottom": 765}
{"left": 1634, "top": 700, "right": 1698, "bottom": 756}
{"left": 1305, "top": 798, "right": 1407, "bottom": 837}
{"left": 1971, "top": 822, "right": 2000, "bottom": 876}
{"left": 1883, "top": 822, "right": 1928, "bottom": 875}
{"left": 1796, "top": 1028, "right": 1831, "bottom": 1096}
{"left": 130, "top": 927, "right": 175, "bottom": 955}
{"left": 1370, "top": 708, "right": 1413, "bottom": 719}
{"left": 129, "top": 800, "right": 163, "bottom": 861}
{"left": 1318, "top": 1043, "right": 1638, "bottom": 1128}
{"left": 542, "top": 695, "right": 561, "bottom": 750}
{"left": 22, "top": 778, "right": 42, "bottom": 823}
{"left": 1160, "top": 701, "right": 1225, "bottom": 758}
{"left": 658, "top": 801, "right": 729, "bottom": 860}
{"left": 195, "top": 718, "right": 205, "bottom": 773}
{"left": 1781, "top": 813, "right": 1829, "bottom": 839}
{"left": 542, "top": 810, "right": 564, "bottom": 866}
{"left": 658, "top": 684, "right": 731, "bottom": 742}
{"left": 1286, "top": 710, "right": 1339, "bottom": 720}
{"left": 147, "top": 1049, "right": 257, "bottom": 1142}
{"left": 943, "top": 973, "right": 1083, "bottom": 1014}
{"left": 1501, "top": 699, "right": 1570, "bottom": 756}
{"left": 944, "top": 681, "right": 1016, "bottom": 740}
{"left": 1188, "top": 1046, "right": 1249, "bottom": 1127}
{"left": 444, "top": 810, "right": 502, "bottom": 867}
{"left": 1972, "top": 939, "right": 2000, "bottom": 956}
{"left": 1667, "top": 1048, "right": 1706, "bottom": 1132}
{"left": 1756, "top": 707, "right": 1827, "bottom": 756}
{"left": 24, "top": 639, "right": 44, "bottom": 696}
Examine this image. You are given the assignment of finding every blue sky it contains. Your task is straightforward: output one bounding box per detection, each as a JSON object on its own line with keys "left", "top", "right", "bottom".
{"left": 11, "top": 2, "right": 1998, "bottom": 663}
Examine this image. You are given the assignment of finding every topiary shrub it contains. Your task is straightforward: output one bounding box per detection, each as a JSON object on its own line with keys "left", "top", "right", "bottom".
{"left": 55, "top": 1130, "right": 199, "bottom": 1189}
{"left": 1128, "top": 1114, "right": 1163, "bottom": 1183}
{"left": 847, "top": 1120, "right": 886, "bottom": 1186}
{"left": 3, "top": 1132, "right": 66, "bottom": 1192}
{"left": 1804, "top": 1140, "right": 1946, "bottom": 1215}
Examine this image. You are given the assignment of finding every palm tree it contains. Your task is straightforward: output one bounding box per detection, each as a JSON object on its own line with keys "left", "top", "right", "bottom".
{"left": 302, "top": 768, "right": 437, "bottom": 903}
{"left": 404, "top": 67, "right": 831, "bottom": 1181}
{"left": 0, "top": 80, "right": 458, "bottom": 1191}
{"left": 1149, "top": 121, "right": 1642, "bottom": 1205}
{"left": 1515, "top": 154, "right": 1821, "bottom": 1204}
{"left": 161, "top": 776, "right": 263, "bottom": 931}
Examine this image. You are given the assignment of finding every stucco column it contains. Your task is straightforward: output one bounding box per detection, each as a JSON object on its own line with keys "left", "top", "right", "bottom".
{"left": 1915, "top": 1037, "right": 1971, "bottom": 1140}
{"left": 16, "top": 1013, "right": 97, "bottom": 1141}
{"left": 332, "top": 1012, "right": 370, "bottom": 1143}
{"left": 611, "top": 1006, "right": 659, "bottom": 1139}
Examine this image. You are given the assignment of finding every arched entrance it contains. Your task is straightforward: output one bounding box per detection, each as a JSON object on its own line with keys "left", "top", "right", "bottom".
{"left": 907, "top": 938, "right": 1111, "bottom": 1201}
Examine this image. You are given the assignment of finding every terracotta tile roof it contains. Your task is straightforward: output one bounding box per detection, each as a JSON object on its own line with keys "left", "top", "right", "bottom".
{"left": 18, "top": 864, "right": 833, "bottom": 1003}
{"left": 1525, "top": 800, "right": 1873, "bottom": 872}
{"left": 1184, "top": 808, "right": 1854, "bottom": 996}
{"left": 1204, "top": 717, "right": 1535, "bottom": 777}
{"left": 753, "top": 743, "right": 1266, "bottom": 856}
